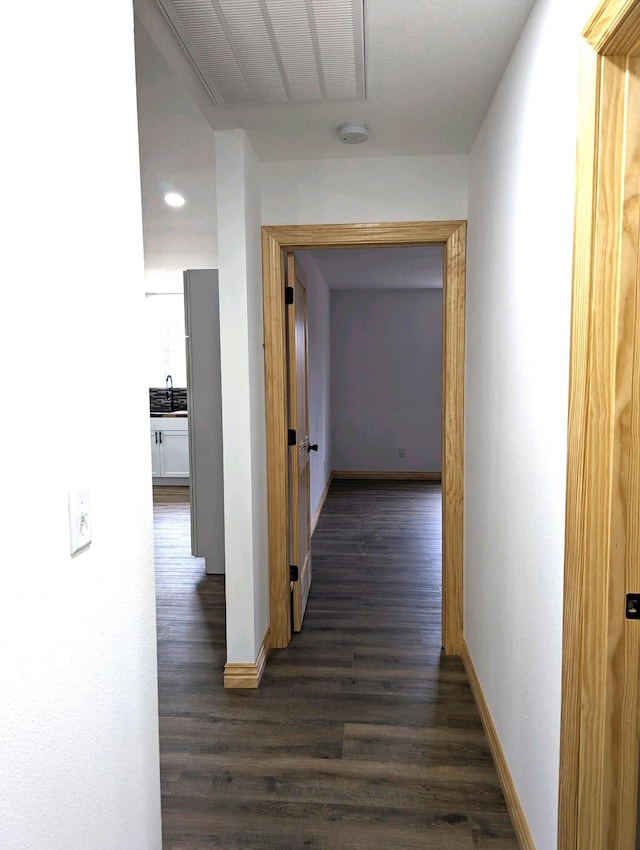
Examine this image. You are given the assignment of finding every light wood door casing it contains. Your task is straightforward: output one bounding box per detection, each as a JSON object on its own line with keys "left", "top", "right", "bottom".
{"left": 559, "top": 2, "right": 640, "bottom": 846}
{"left": 262, "top": 221, "right": 466, "bottom": 652}
{"left": 287, "top": 253, "right": 312, "bottom": 631}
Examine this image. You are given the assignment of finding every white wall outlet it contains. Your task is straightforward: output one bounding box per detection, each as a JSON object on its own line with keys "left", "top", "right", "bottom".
{"left": 69, "top": 488, "right": 92, "bottom": 556}
{"left": 398, "top": 448, "right": 405, "bottom": 459}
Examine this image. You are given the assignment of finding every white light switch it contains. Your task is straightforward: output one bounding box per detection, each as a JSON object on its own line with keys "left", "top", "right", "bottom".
{"left": 69, "top": 488, "right": 92, "bottom": 556}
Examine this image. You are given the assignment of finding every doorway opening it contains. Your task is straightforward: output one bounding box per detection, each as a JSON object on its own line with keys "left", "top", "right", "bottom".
{"left": 262, "top": 221, "right": 466, "bottom": 653}
{"left": 289, "top": 244, "right": 445, "bottom": 636}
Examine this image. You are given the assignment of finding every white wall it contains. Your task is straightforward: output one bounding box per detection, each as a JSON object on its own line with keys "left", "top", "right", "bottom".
{"left": 465, "top": 1, "right": 596, "bottom": 847}
{"left": 295, "top": 252, "right": 332, "bottom": 517}
{"left": 213, "top": 151, "right": 467, "bottom": 664}
{"left": 261, "top": 154, "right": 468, "bottom": 224}
{"left": 331, "top": 289, "right": 442, "bottom": 472}
{"left": 1, "top": 2, "right": 161, "bottom": 848}
{"left": 144, "top": 293, "right": 187, "bottom": 386}
{"left": 134, "top": 12, "right": 218, "bottom": 285}
{"left": 215, "top": 131, "right": 269, "bottom": 663}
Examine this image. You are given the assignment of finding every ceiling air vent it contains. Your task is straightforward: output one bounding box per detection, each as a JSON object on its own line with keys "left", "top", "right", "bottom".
{"left": 156, "top": 0, "right": 366, "bottom": 106}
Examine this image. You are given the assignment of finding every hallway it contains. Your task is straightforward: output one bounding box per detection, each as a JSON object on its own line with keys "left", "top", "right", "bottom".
{"left": 155, "top": 481, "right": 518, "bottom": 849}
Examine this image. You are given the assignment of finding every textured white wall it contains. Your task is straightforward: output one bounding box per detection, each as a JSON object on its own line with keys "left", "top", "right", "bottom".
{"left": 465, "top": 1, "right": 596, "bottom": 847}
{"left": 215, "top": 131, "right": 269, "bottom": 662}
{"left": 0, "top": 2, "right": 161, "bottom": 848}
{"left": 331, "top": 290, "right": 442, "bottom": 472}
{"left": 261, "top": 154, "right": 468, "bottom": 224}
{"left": 295, "top": 252, "right": 332, "bottom": 517}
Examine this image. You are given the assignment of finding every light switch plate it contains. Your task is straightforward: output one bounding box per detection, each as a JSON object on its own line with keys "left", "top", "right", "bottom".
{"left": 69, "top": 488, "right": 92, "bottom": 556}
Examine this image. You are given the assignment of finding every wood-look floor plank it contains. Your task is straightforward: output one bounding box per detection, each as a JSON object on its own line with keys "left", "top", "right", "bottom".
{"left": 154, "top": 481, "right": 518, "bottom": 849}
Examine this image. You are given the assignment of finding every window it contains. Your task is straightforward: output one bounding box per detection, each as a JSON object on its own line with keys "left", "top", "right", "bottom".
{"left": 145, "top": 294, "right": 187, "bottom": 386}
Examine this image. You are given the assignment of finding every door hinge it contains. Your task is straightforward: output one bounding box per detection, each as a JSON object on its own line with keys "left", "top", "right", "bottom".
{"left": 288, "top": 428, "right": 297, "bottom": 446}
{"left": 290, "top": 565, "right": 299, "bottom": 582}
{"left": 285, "top": 286, "right": 294, "bottom": 305}
{"left": 626, "top": 593, "right": 640, "bottom": 619}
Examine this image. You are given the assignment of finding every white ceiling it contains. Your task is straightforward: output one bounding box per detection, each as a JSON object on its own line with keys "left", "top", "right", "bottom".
{"left": 155, "top": 0, "right": 366, "bottom": 106}
{"left": 135, "top": 19, "right": 219, "bottom": 281}
{"left": 133, "top": 0, "right": 536, "bottom": 281}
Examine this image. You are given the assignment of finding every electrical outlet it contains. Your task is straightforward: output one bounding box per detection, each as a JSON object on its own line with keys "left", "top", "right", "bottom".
{"left": 398, "top": 448, "right": 405, "bottom": 458}
{"left": 69, "top": 488, "right": 92, "bottom": 556}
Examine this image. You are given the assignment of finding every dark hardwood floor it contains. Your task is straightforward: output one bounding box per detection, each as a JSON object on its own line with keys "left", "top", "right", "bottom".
{"left": 154, "top": 480, "right": 519, "bottom": 850}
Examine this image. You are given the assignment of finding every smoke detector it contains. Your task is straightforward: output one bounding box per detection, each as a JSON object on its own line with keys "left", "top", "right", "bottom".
{"left": 337, "top": 123, "right": 369, "bottom": 144}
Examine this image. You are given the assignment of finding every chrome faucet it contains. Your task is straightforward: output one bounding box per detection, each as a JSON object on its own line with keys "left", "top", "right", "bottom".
{"left": 165, "top": 374, "right": 174, "bottom": 410}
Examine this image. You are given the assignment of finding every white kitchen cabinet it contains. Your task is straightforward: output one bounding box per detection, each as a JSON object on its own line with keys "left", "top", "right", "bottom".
{"left": 150, "top": 417, "right": 189, "bottom": 479}
{"left": 150, "top": 431, "right": 162, "bottom": 476}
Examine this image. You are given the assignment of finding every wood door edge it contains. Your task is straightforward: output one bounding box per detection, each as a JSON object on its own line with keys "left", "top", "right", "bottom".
{"left": 441, "top": 221, "right": 465, "bottom": 655}
{"left": 559, "top": 3, "right": 640, "bottom": 846}
{"left": 263, "top": 229, "right": 291, "bottom": 648}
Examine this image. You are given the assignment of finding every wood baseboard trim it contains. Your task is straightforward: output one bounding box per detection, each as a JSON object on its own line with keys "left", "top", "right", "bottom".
{"left": 460, "top": 640, "right": 535, "bottom": 850}
{"left": 224, "top": 627, "right": 271, "bottom": 689}
{"left": 332, "top": 470, "right": 442, "bottom": 481}
{"left": 311, "top": 473, "right": 334, "bottom": 536}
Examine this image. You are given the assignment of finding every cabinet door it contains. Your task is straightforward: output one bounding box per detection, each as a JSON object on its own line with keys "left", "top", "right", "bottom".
{"left": 160, "top": 431, "right": 190, "bottom": 477}
{"left": 150, "top": 431, "right": 162, "bottom": 476}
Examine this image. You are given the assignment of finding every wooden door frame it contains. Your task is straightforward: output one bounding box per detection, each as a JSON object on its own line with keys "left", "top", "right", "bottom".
{"left": 559, "top": 1, "right": 640, "bottom": 847}
{"left": 262, "top": 221, "right": 466, "bottom": 652}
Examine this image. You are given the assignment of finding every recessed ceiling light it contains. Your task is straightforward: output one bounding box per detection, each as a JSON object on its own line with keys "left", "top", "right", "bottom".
{"left": 164, "top": 191, "right": 186, "bottom": 208}
{"left": 337, "top": 123, "right": 369, "bottom": 144}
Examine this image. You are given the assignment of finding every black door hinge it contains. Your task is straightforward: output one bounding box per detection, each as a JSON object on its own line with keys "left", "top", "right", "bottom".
{"left": 290, "top": 565, "right": 299, "bottom": 582}
{"left": 626, "top": 593, "right": 640, "bottom": 619}
{"left": 288, "top": 428, "right": 297, "bottom": 446}
{"left": 285, "top": 286, "right": 294, "bottom": 305}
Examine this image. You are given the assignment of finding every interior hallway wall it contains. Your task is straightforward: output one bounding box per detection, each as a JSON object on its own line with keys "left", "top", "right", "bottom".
{"left": 213, "top": 152, "right": 465, "bottom": 662}
{"left": 1, "top": 1, "right": 162, "bottom": 847}
{"left": 261, "top": 154, "right": 468, "bottom": 225}
{"left": 465, "top": 0, "right": 597, "bottom": 847}
{"left": 215, "top": 130, "right": 269, "bottom": 663}
{"left": 218, "top": 148, "right": 467, "bottom": 668}
{"left": 331, "top": 289, "right": 442, "bottom": 472}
